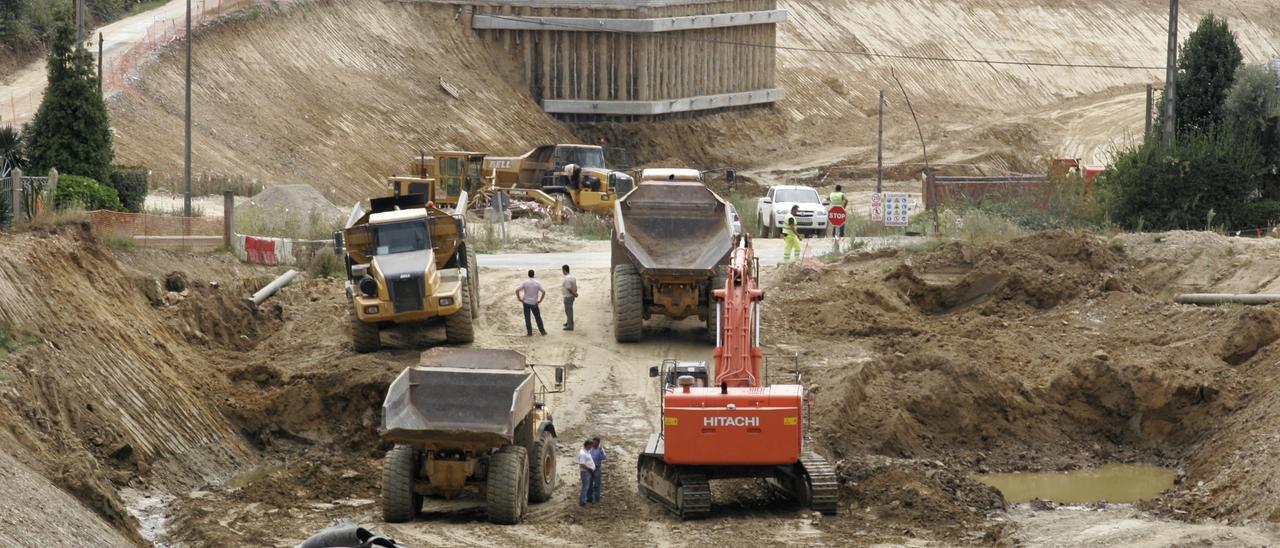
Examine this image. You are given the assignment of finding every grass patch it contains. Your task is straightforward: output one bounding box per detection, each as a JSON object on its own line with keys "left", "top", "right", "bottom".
{"left": 152, "top": 173, "right": 265, "bottom": 198}
{"left": 306, "top": 252, "right": 344, "bottom": 279}
{"left": 99, "top": 233, "right": 138, "bottom": 251}
{"left": 145, "top": 203, "right": 207, "bottom": 217}
{"left": 234, "top": 205, "right": 341, "bottom": 241}
{"left": 127, "top": 0, "right": 170, "bottom": 16}
{"left": 728, "top": 193, "right": 759, "bottom": 235}
{"left": 470, "top": 218, "right": 505, "bottom": 254}
{"left": 817, "top": 238, "right": 866, "bottom": 261}
{"left": 0, "top": 323, "right": 23, "bottom": 361}
{"left": 27, "top": 203, "right": 89, "bottom": 228}
{"left": 559, "top": 214, "right": 612, "bottom": 241}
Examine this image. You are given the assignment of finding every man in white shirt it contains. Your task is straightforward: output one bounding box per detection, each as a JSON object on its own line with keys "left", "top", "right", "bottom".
{"left": 561, "top": 264, "right": 578, "bottom": 331}
{"left": 515, "top": 269, "right": 547, "bottom": 336}
{"left": 576, "top": 439, "right": 596, "bottom": 506}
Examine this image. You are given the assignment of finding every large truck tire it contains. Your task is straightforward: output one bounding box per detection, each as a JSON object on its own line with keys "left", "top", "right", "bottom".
{"left": 351, "top": 314, "right": 380, "bottom": 353}
{"left": 445, "top": 282, "right": 475, "bottom": 344}
{"left": 466, "top": 246, "right": 480, "bottom": 320}
{"left": 613, "top": 264, "right": 644, "bottom": 343}
{"left": 528, "top": 431, "right": 557, "bottom": 503}
{"left": 487, "top": 446, "right": 529, "bottom": 525}
{"left": 382, "top": 445, "right": 421, "bottom": 523}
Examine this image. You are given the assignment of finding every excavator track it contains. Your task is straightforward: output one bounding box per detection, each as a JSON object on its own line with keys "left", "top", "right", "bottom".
{"left": 638, "top": 450, "right": 711, "bottom": 519}
{"left": 799, "top": 451, "right": 839, "bottom": 515}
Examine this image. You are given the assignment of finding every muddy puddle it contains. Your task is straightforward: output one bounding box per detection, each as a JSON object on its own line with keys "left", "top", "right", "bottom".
{"left": 975, "top": 464, "right": 1175, "bottom": 504}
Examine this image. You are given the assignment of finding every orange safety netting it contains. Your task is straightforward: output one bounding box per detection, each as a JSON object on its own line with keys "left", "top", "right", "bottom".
{"left": 88, "top": 209, "right": 224, "bottom": 240}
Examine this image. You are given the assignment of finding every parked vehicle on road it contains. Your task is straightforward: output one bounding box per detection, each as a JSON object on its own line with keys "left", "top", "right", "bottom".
{"left": 755, "top": 185, "right": 828, "bottom": 238}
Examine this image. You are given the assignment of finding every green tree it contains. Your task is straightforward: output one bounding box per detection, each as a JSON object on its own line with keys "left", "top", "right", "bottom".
{"left": 1174, "top": 14, "right": 1244, "bottom": 134}
{"left": 1101, "top": 126, "right": 1264, "bottom": 230}
{"left": 1224, "top": 64, "right": 1280, "bottom": 193}
{"left": 23, "top": 17, "right": 113, "bottom": 185}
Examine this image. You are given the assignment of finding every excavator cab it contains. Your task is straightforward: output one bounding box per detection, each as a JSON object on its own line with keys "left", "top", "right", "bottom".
{"left": 649, "top": 360, "right": 710, "bottom": 390}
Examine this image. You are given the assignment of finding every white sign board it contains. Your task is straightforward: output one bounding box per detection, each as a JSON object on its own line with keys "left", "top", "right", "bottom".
{"left": 883, "top": 193, "right": 910, "bottom": 227}
{"left": 870, "top": 192, "right": 883, "bottom": 222}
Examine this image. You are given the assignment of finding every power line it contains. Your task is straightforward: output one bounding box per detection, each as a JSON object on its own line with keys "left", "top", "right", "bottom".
{"left": 479, "top": 12, "right": 1166, "bottom": 71}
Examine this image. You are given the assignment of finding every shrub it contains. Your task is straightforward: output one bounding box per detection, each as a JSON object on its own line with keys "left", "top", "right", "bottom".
{"left": 54, "top": 174, "right": 122, "bottom": 211}
{"left": 307, "top": 252, "right": 343, "bottom": 278}
{"left": 1100, "top": 127, "right": 1265, "bottom": 230}
{"left": 107, "top": 166, "right": 148, "bottom": 212}
{"left": 561, "top": 213, "right": 611, "bottom": 240}
{"left": 1235, "top": 200, "right": 1280, "bottom": 230}
{"left": 0, "top": 192, "right": 11, "bottom": 229}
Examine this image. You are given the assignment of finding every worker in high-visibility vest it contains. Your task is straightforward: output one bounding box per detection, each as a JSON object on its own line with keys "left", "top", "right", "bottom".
{"left": 783, "top": 205, "right": 801, "bottom": 262}
{"left": 828, "top": 185, "right": 847, "bottom": 238}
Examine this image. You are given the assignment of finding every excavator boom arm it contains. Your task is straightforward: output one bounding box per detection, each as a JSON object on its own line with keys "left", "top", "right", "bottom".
{"left": 712, "top": 234, "right": 764, "bottom": 388}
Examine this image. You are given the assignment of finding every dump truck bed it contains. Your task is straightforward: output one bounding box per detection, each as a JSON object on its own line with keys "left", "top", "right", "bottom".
{"left": 382, "top": 349, "right": 534, "bottom": 447}
{"left": 614, "top": 181, "right": 732, "bottom": 277}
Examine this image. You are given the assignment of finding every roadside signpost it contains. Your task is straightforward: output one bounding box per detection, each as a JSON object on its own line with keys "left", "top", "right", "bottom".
{"left": 870, "top": 192, "right": 883, "bottom": 221}
{"left": 884, "top": 193, "right": 910, "bottom": 227}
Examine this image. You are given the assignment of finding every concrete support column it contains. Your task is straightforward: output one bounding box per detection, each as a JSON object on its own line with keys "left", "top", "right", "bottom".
{"left": 10, "top": 168, "right": 23, "bottom": 224}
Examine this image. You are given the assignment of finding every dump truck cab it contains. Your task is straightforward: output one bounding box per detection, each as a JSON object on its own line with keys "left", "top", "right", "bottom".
{"left": 341, "top": 188, "right": 478, "bottom": 352}
{"left": 484, "top": 144, "right": 634, "bottom": 215}
{"left": 381, "top": 348, "right": 563, "bottom": 525}
{"left": 403, "top": 151, "right": 488, "bottom": 208}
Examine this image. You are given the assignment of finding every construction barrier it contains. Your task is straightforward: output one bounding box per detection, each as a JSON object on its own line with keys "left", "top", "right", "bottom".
{"left": 87, "top": 210, "right": 225, "bottom": 251}
{"left": 232, "top": 233, "right": 333, "bottom": 266}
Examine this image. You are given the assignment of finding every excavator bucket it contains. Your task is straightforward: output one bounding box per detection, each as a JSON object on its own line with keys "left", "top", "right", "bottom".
{"left": 614, "top": 181, "right": 732, "bottom": 277}
{"left": 382, "top": 348, "right": 535, "bottom": 447}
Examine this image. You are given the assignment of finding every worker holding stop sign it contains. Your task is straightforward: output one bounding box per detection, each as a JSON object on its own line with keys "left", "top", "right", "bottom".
{"left": 827, "top": 185, "right": 848, "bottom": 237}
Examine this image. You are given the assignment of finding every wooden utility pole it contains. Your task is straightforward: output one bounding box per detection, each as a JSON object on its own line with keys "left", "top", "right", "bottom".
{"left": 1163, "top": 0, "right": 1179, "bottom": 148}
{"left": 184, "top": 0, "right": 193, "bottom": 217}
{"left": 876, "top": 90, "right": 884, "bottom": 194}
{"left": 1145, "top": 83, "right": 1153, "bottom": 136}
{"left": 98, "top": 33, "right": 103, "bottom": 96}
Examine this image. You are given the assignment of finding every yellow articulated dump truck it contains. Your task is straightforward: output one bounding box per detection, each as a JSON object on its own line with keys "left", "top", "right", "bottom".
{"left": 381, "top": 348, "right": 564, "bottom": 525}
{"left": 482, "top": 144, "right": 634, "bottom": 216}
{"left": 338, "top": 188, "right": 478, "bottom": 353}
{"left": 610, "top": 176, "right": 734, "bottom": 343}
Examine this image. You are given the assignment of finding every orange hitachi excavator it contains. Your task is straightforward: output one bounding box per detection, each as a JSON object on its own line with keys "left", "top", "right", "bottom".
{"left": 637, "top": 233, "right": 838, "bottom": 518}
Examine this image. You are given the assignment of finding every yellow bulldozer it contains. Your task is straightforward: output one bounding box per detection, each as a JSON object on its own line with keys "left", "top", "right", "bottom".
{"left": 337, "top": 181, "right": 478, "bottom": 353}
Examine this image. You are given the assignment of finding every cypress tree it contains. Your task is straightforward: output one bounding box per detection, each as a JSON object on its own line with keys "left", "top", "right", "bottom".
{"left": 24, "top": 17, "right": 113, "bottom": 185}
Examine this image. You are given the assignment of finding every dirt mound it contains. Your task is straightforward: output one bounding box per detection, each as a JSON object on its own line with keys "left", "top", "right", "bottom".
{"left": 0, "top": 224, "right": 274, "bottom": 538}
{"left": 837, "top": 455, "right": 1005, "bottom": 540}
{"left": 110, "top": 1, "right": 576, "bottom": 204}
{"left": 766, "top": 230, "right": 1269, "bottom": 511}
{"left": 240, "top": 184, "right": 344, "bottom": 221}
{"left": 888, "top": 231, "right": 1128, "bottom": 313}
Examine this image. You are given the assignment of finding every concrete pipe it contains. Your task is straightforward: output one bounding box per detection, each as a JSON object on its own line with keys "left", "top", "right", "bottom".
{"left": 245, "top": 269, "right": 299, "bottom": 307}
{"left": 1173, "top": 293, "right": 1280, "bottom": 305}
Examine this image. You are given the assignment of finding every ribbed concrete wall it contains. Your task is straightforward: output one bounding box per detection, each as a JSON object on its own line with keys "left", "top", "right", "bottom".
{"left": 444, "top": 0, "right": 784, "bottom": 118}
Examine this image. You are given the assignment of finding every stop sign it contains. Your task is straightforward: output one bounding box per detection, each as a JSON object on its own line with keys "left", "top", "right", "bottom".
{"left": 828, "top": 206, "right": 847, "bottom": 227}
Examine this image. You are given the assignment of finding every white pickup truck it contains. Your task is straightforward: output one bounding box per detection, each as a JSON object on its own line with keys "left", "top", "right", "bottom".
{"left": 756, "top": 185, "right": 828, "bottom": 238}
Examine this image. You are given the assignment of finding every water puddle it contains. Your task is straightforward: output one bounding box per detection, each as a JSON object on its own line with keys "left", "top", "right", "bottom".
{"left": 974, "top": 464, "right": 1175, "bottom": 504}
{"left": 121, "top": 488, "right": 175, "bottom": 547}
